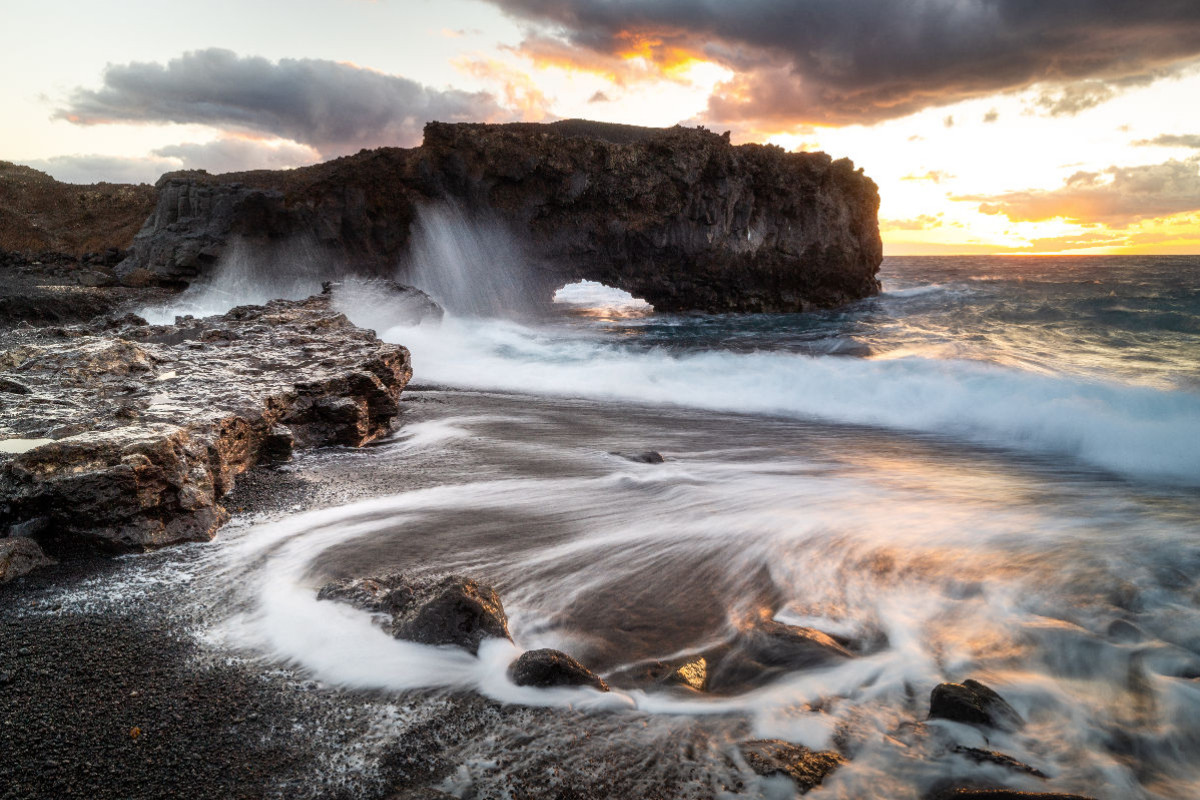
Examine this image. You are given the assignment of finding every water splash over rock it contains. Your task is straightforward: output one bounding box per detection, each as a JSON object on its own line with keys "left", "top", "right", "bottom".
{"left": 115, "top": 120, "right": 882, "bottom": 313}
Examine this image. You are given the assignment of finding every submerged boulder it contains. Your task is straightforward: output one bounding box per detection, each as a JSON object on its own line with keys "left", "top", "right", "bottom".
{"left": 930, "top": 679, "right": 1025, "bottom": 732}
{"left": 952, "top": 747, "right": 1048, "bottom": 778}
{"left": 318, "top": 573, "right": 510, "bottom": 654}
{"left": 610, "top": 450, "right": 665, "bottom": 464}
{"left": 508, "top": 648, "right": 610, "bottom": 692}
{"left": 701, "top": 615, "right": 855, "bottom": 694}
{"left": 739, "top": 739, "right": 845, "bottom": 793}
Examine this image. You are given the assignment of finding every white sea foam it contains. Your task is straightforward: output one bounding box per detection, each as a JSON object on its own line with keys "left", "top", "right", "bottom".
{"left": 367, "top": 313, "right": 1200, "bottom": 485}
{"left": 207, "top": 424, "right": 1200, "bottom": 796}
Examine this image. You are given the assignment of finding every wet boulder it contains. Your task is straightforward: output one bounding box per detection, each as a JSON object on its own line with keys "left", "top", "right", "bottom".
{"left": 508, "top": 648, "right": 610, "bottom": 691}
{"left": 0, "top": 537, "right": 55, "bottom": 582}
{"left": 703, "top": 616, "right": 855, "bottom": 693}
{"left": 744, "top": 618, "right": 855, "bottom": 667}
{"left": 318, "top": 573, "right": 510, "bottom": 654}
{"left": 930, "top": 679, "right": 1025, "bottom": 732}
{"left": 739, "top": 739, "right": 845, "bottom": 793}
{"left": 610, "top": 450, "right": 665, "bottom": 464}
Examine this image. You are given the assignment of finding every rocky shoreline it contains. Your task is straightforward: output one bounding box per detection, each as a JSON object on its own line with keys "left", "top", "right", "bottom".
{"left": 0, "top": 386, "right": 1104, "bottom": 800}
{"left": 1, "top": 281, "right": 416, "bottom": 571}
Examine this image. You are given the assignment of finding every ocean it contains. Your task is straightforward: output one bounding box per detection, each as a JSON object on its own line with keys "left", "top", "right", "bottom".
{"left": 152, "top": 252, "right": 1200, "bottom": 798}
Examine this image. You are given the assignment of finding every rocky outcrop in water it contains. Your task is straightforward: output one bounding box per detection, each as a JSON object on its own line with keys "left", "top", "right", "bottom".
{"left": 0, "top": 250, "right": 177, "bottom": 330}
{"left": 739, "top": 739, "right": 845, "bottom": 793}
{"left": 116, "top": 119, "right": 882, "bottom": 312}
{"left": 929, "top": 679, "right": 1025, "bottom": 732}
{"left": 0, "top": 292, "right": 411, "bottom": 554}
{"left": 508, "top": 649, "right": 610, "bottom": 691}
{"left": 318, "top": 573, "right": 511, "bottom": 654}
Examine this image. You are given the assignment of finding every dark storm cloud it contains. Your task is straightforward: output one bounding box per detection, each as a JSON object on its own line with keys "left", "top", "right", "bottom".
{"left": 57, "top": 49, "right": 504, "bottom": 155}
{"left": 487, "top": 0, "right": 1200, "bottom": 126}
{"left": 958, "top": 158, "right": 1200, "bottom": 225}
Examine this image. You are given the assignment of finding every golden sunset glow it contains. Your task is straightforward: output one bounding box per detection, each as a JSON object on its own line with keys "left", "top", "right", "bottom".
{"left": 4, "top": 1, "right": 1199, "bottom": 254}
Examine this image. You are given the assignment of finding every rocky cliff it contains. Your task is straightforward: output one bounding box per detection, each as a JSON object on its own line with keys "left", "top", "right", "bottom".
{"left": 118, "top": 120, "right": 882, "bottom": 312}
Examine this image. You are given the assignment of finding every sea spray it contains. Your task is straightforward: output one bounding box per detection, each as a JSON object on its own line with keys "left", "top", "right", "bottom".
{"left": 402, "top": 201, "right": 547, "bottom": 318}
{"left": 140, "top": 234, "right": 336, "bottom": 324}
{"left": 373, "top": 314, "right": 1200, "bottom": 485}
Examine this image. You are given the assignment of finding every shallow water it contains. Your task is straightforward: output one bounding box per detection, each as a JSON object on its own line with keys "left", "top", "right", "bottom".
{"left": 156, "top": 253, "right": 1200, "bottom": 798}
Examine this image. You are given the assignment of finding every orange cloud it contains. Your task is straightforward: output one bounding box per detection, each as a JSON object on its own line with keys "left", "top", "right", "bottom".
{"left": 880, "top": 214, "right": 944, "bottom": 232}
{"left": 455, "top": 57, "right": 556, "bottom": 121}
{"left": 509, "top": 31, "right": 710, "bottom": 87}
{"left": 901, "top": 170, "right": 956, "bottom": 184}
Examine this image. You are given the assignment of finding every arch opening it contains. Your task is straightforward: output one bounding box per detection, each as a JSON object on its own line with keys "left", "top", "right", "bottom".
{"left": 552, "top": 280, "right": 654, "bottom": 320}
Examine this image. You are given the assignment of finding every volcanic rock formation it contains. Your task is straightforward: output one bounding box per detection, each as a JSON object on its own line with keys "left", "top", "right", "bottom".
{"left": 116, "top": 120, "right": 882, "bottom": 312}
{"left": 0, "top": 290, "right": 412, "bottom": 553}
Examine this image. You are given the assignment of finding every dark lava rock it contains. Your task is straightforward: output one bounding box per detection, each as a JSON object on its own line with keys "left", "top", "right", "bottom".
{"left": 0, "top": 295, "right": 412, "bottom": 556}
{"left": 0, "top": 536, "right": 55, "bottom": 581}
{"left": 117, "top": 120, "right": 881, "bottom": 313}
{"left": 745, "top": 618, "right": 855, "bottom": 667}
{"left": 508, "top": 648, "right": 610, "bottom": 691}
{"left": 701, "top": 615, "right": 855, "bottom": 694}
{"left": 952, "top": 746, "right": 1048, "bottom": 778}
{"left": 739, "top": 739, "right": 845, "bottom": 793}
{"left": 318, "top": 573, "right": 510, "bottom": 654}
{"left": 610, "top": 450, "right": 665, "bottom": 464}
{"left": 930, "top": 679, "right": 1025, "bottom": 732}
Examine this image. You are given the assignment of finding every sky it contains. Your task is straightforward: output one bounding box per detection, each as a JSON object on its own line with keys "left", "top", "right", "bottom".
{"left": 4, "top": 0, "right": 1200, "bottom": 255}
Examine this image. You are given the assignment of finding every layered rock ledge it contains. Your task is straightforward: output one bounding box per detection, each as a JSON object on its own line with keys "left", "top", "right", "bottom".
{"left": 0, "top": 293, "right": 411, "bottom": 554}
{"left": 116, "top": 119, "right": 882, "bottom": 312}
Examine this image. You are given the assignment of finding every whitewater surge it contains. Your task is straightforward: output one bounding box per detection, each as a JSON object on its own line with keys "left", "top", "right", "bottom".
{"left": 208, "top": 389, "right": 1200, "bottom": 799}
{"left": 365, "top": 312, "right": 1200, "bottom": 485}
{"left": 139, "top": 247, "right": 1200, "bottom": 798}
